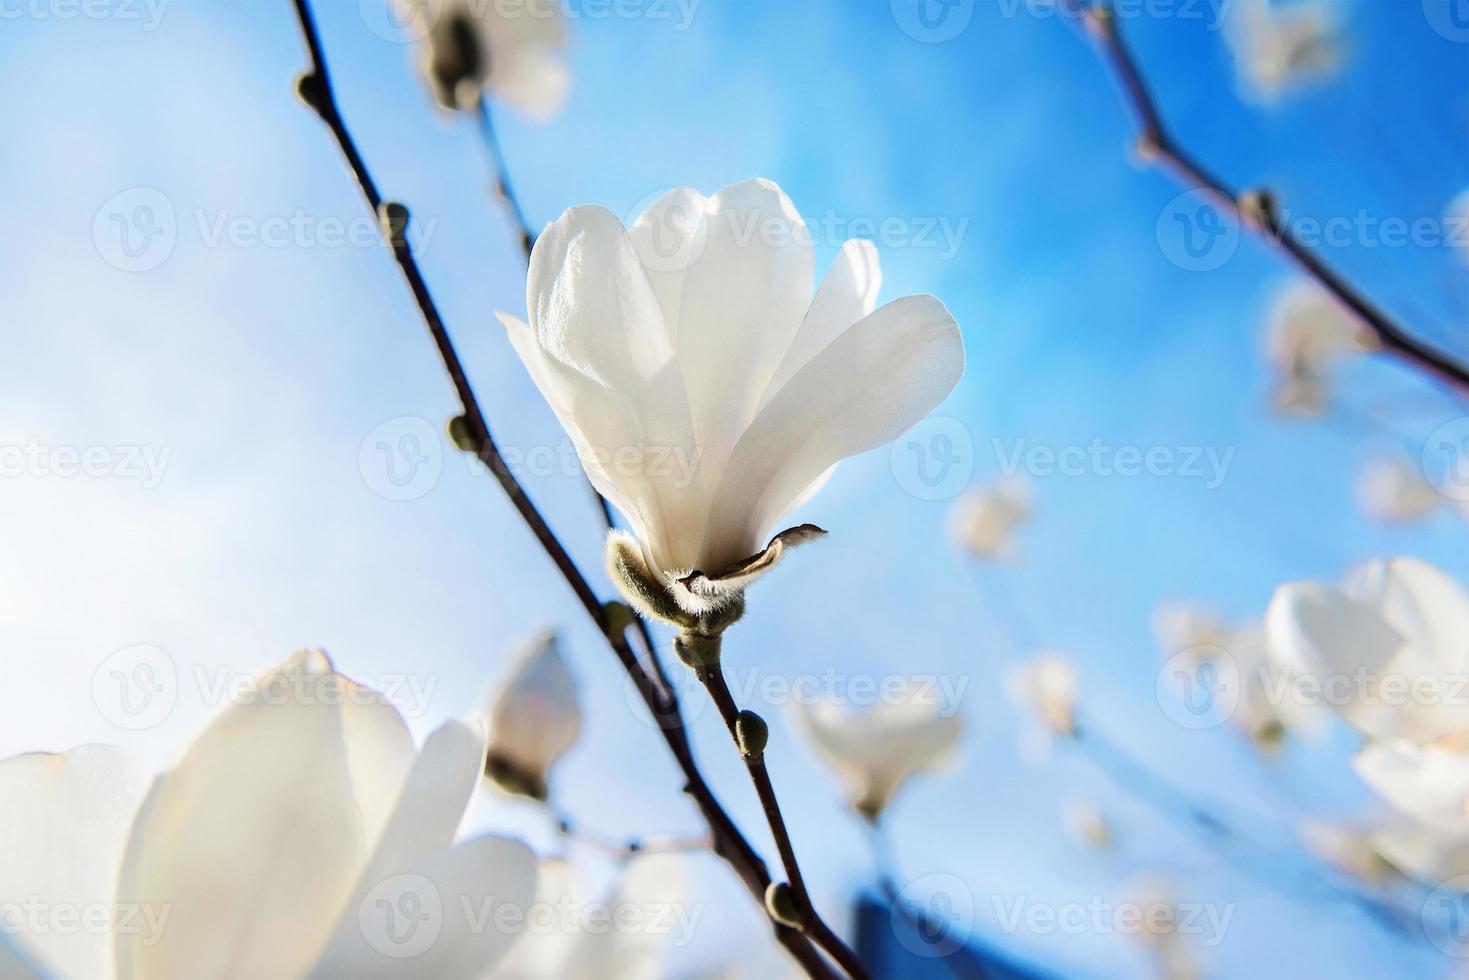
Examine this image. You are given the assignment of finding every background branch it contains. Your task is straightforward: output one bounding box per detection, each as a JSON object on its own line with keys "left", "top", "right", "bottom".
{"left": 1066, "top": 1, "right": 1469, "bottom": 394}
{"left": 288, "top": 3, "right": 835, "bottom": 974}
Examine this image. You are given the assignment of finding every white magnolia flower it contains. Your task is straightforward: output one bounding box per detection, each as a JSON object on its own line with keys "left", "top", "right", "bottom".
{"left": 947, "top": 476, "right": 1031, "bottom": 559}
{"left": 1265, "top": 281, "right": 1367, "bottom": 416}
{"left": 499, "top": 180, "right": 964, "bottom": 619}
{"left": 493, "top": 855, "right": 686, "bottom": 979}
{"left": 484, "top": 629, "right": 582, "bottom": 800}
{"left": 0, "top": 651, "right": 537, "bottom": 980}
{"left": 1356, "top": 456, "right": 1444, "bottom": 524}
{"left": 1061, "top": 797, "right": 1113, "bottom": 851}
{"left": 400, "top": 0, "right": 570, "bottom": 118}
{"left": 1268, "top": 558, "right": 1469, "bottom": 829}
{"left": 1227, "top": 0, "right": 1344, "bottom": 102}
{"left": 1150, "top": 601, "right": 1228, "bottom": 660}
{"left": 1005, "top": 652, "right": 1078, "bottom": 739}
{"left": 793, "top": 681, "right": 962, "bottom": 821}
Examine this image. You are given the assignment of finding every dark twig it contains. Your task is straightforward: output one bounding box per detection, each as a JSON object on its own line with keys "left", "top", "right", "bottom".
{"left": 466, "top": 96, "right": 675, "bottom": 707}
{"left": 695, "top": 659, "right": 873, "bottom": 980}
{"left": 1066, "top": 1, "right": 1469, "bottom": 394}
{"left": 288, "top": 4, "right": 831, "bottom": 974}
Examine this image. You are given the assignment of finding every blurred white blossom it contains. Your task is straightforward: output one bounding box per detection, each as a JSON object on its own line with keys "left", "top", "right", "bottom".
{"left": 1226, "top": 0, "right": 1345, "bottom": 102}
{"left": 947, "top": 476, "right": 1031, "bottom": 559}
{"left": 1061, "top": 797, "right": 1113, "bottom": 851}
{"left": 0, "top": 651, "right": 537, "bottom": 979}
{"left": 493, "top": 855, "right": 687, "bottom": 979}
{"left": 1006, "top": 652, "right": 1078, "bottom": 742}
{"left": 1119, "top": 876, "right": 1203, "bottom": 980}
{"left": 1268, "top": 558, "right": 1469, "bottom": 830}
{"left": 1150, "top": 601, "right": 1228, "bottom": 659}
{"left": 500, "top": 180, "right": 963, "bottom": 618}
{"left": 793, "top": 681, "right": 962, "bottom": 821}
{"left": 1356, "top": 455, "right": 1444, "bottom": 524}
{"left": 484, "top": 630, "right": 582, "bottom": 801}
{"left": 400, "top": 0, "right": 571, "bottom": 118}
{"left": 1265, "top": 281, "right": 1367, "bottom": 416}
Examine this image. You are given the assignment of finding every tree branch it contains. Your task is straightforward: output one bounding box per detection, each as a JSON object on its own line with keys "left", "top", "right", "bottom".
{"left": 694, "top": 659, "right": 872, "bottom": 980}
{"left": 1067, "top": 1, "right": 1469, "bottom": 393}
{"left": 287, "top": 3, "right": 832, "bottom": 974}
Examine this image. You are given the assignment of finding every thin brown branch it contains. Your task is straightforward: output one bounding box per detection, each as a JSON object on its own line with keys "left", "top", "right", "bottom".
{"left": 695, "top": 660, "right": 872, "bottom": 980}
{"left": 1069, "top": 1, "right": 1469, "bottom": 394}
{"left": 287, "top": 4, "right": 831, "bottom": 974}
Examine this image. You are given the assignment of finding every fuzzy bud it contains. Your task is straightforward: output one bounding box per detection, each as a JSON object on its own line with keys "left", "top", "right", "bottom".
{"left": 446, "top": 414, "right": 481, "bottom": 454}
{"left": 378, "top": 202, "right": 411, "bottom": 248}
{"left": 605, "top": 532, "right": 694, "bottom": 628}
{"left": 293, "top": 71, "right": 329, "bottom": 116}
{"left": 602, "top": 600, "right": 637, "bottom": 640}
{"left": 764, "top": 882, "right": 803, "bottom": 928}
{"left": 736, "top": 710, "right": 769, "bottom": 758}
{"left": 673, "top": 632, "right": 722, "bottom": 670}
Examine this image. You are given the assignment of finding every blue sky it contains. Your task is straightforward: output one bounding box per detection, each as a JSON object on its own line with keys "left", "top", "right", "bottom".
{"left": 3, "top": 0, "right": 1469, "bottom": 976}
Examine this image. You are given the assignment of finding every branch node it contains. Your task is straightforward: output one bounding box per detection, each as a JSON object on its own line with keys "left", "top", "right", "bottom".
{"left": 764, "top": 882, "right": 805, "bottom": 928}
{"left": 377, "top": 201, "right": 411, "bottom": 248}
{"left": 736, "top": 710, "right": 769, "bottom": 759}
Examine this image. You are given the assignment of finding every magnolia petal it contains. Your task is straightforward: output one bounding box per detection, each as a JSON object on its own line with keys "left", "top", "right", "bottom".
{"left": 0, "top": 746, "right": 150, "bottom": 980}
{"left": 664, "top": 179, "right": 815, "bottom": 496}
{"left": 517, "top": 208, "right": 705, "bottom": 572}
{"left": 115, "top": 651, "right": 415, "bottom": 980}
{"left": 309, "top": 835, "right": 538, "bottom": 980}
{"left": 758, "top": 239, "right": 883, "bottom": 412}
{"left": 485, "top": 632, "right": 581, "bottom": 796}
{"left": 1345, "top": 557, "right": 1469, "bottom": 674}
{"left": 347, "top": 720, "right": 489, "bottom": 897}
{"left": 796, "top": 691, "right": 961, "bottom": 819}
{"left": 700, "top": 294, "right": 963, "bottom": 570}
{"left": 489, "top": 45, "right": 570, "bottom": 122}
{"left": 1354, "top": 740, "right": 1469, "bottom": 834}
{"left": 675, "top": 524, "right": 826, "bottom": 613}
{"left": 1265, "top": 581, "right": 1407, "bottom": 738}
